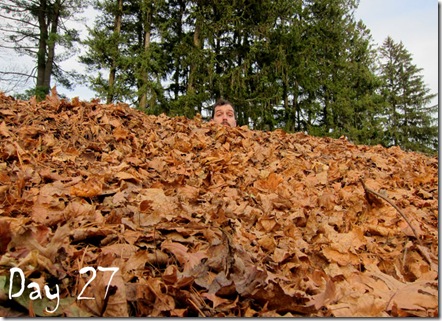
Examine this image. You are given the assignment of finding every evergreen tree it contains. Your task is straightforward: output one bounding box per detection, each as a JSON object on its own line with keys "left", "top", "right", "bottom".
{"left": 161, "top": 0, "right": 211, "bottom": 118}
{"left": 0, "top": 0, "right": 85, "bottom": 100}
{"left": 335, "top": 20, "right": 384, "bottom": 145}
{"left": 80, "top": 0, "right": 168, "bottom": 109}
{"left": 379, "top": 36, "right": 437, "bottom": 154}
{"left": 297, "top": 0, "right": 382, "bottom": 141}
{"left": 269, "top": 0, "right": 303, "bottom": 132}
{"left": 80, "top": 0, "right": 127, "bottom": 103}
{"left": 202, "top": 0, "right": 299, "bottom": 129}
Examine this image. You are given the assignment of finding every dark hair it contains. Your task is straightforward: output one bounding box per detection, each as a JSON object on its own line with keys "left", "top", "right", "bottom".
{"left": 211, "top": 98, "right": 235, "bottom": 119}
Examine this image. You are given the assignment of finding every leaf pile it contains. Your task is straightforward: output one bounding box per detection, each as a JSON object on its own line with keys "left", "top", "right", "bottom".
{"left": 0, "top": 91, "right": 438, "bottom": 317}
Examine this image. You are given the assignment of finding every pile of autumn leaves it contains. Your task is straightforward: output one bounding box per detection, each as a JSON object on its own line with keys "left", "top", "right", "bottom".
{"left": 0, "top": 91, "right": 438, "bottom": 317}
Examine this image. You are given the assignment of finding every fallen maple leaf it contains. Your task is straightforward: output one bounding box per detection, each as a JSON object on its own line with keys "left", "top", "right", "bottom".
{"left": 0, "top": 220, "right": 12, "bottom": 254}
{"left": 161, "top": 240, "right": 208, "bottom": 273}
{"left": 70, "top": 178, "right": 103, "bottom": 198}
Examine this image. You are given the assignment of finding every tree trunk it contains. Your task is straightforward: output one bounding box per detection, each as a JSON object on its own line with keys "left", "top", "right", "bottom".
{"left": 139, "top": 1, "right": 152, "bottom": 109}
{"left": 187, "top": 14, "right": 201, "bottom": 95}
{"left": 36, "top": 0, "right": 49, "bottom": 99}
{"left": 34, "top": 0, "right": 60, "bottom": 100}
{"left": 172, "top": 0, "right": 184, "bottom": 100}
{"left": 44, "top": 0, "right": 60, "bottom": 90}
{"left": 107, "top": 0, "right": 123, "bottom": 104}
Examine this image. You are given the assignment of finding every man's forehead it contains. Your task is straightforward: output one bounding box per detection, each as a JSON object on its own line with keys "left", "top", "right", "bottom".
{"left": 215, "top": 104, "right": 234, "bottom": 112}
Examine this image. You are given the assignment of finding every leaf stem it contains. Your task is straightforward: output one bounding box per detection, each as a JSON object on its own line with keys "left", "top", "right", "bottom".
{"left": 360, "top": 179, "right": 433, "bottom": 269}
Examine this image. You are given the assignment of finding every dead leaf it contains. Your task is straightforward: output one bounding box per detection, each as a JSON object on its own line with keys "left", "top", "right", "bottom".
{"left": 161, "top": 240, "right": 208, "bottom": 273}
{"left": 70, "top": 178, "right": 103, "bottom": 198}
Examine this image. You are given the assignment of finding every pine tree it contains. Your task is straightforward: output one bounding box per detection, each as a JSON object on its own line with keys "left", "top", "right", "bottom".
{"left": 296, "top": 0, "right": 382, "bottom": 141}
{"left": 80, "top": 0, "right": 134, "bottom": 103}
{"left": 80, "top": 0, "right": 168, "bottom": 109}
{"left": 0, "top": 0, "right": 85, "bottom": 100}
{"left": 379, "top": 36, "right": 437, "bottom": 154}
{"left": 161, "top": 0, "right": 211, "bottom": 118}
{"left": 336, "top": 20, "right": 384, "bottom": 145}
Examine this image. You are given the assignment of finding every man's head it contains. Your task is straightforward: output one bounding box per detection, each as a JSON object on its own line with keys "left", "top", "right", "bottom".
{"left": 212, "top": 99, "right": 237, "bottom": 127}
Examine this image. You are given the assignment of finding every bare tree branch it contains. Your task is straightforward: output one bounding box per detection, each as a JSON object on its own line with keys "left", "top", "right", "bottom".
{"left": 0, "top": 70, "right": 35, "bottom": 78}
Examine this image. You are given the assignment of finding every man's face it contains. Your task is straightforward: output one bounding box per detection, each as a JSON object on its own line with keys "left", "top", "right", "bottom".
{"left": 213, "top": 104, "right": 237, "bottom": 127}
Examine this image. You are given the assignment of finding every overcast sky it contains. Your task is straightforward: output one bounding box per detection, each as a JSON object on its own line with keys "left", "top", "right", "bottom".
{"left": 355, "top": 0, "right": 439, "bottom": 107}
{"left": 0, "top": 1, "right": 439, "bottom": 106}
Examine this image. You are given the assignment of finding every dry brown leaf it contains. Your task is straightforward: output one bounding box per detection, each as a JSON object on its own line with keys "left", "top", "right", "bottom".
{"left": 161, "top": 240, "right": 208, "bottom": 273}
{"left": 0, "top": 121, "right": 11, "bottom": 137}
{"left": 0, "top": 219, "right": 12, "bottom": 254}
{"left": 70, "top": 178, "right": 103, "bottom": 198}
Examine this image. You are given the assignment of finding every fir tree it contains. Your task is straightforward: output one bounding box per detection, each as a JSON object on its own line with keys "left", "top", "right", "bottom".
{"left": 0, "top": 0, "right": 85, "bottom": 100}
{"left": 379, "top": 36, "right": 437, "bottom": 154}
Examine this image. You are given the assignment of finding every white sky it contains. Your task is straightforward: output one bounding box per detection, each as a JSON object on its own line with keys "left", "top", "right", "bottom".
{"left": 0, "top": 1, "right": 439, "bottom": 107}
{"left": 355, "top": 0, "right": 439, "bottom": 107}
